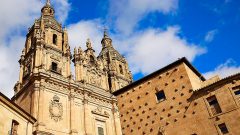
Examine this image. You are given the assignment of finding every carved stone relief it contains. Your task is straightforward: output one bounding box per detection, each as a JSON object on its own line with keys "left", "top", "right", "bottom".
{"left": 50, "top": 54, "right": 61, "bottom": 62}
{"left": 92, "top": 106, "right": 110, "bottom": 118}
{"left": 49, "top": 95, "right": 63, "bottom": 122}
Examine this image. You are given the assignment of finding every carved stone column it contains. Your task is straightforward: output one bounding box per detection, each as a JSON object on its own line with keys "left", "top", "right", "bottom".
{"left": 18, "top": 50, "right": 25, "bottom": 85}
{"left": 33, "top": 80, "right": 45, "bottom": 132}
{"left": 19, "top": 65, "right": 23, "bottom": 84}
{"left": 34, "top": 34, "right": 43, "bottom": 73}
{"left": 69, "top": 92, "right": 78, "bottom": 135}
{"left": 67, "top": 58, "right": 71, "bottom": 77}
{"left": 75, "top": 62, "right": 80, "bottom": 81}
{"left": 83, "top": 91, "right": 93, "bottom": 135}
{"left": 112, "top": 101, "right": 122, "bottom": 135}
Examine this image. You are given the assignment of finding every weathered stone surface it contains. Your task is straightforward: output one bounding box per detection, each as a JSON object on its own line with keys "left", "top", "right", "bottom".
{"left": 10, "top": 0, "right": 128, "bottom": 135}
{"left": 113, "top": 58, "right": 240, "bottom": 135}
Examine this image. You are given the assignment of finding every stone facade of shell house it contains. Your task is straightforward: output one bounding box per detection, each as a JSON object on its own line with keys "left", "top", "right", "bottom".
{"left": 113, "top": 58, "right": 240, "bottom": 135}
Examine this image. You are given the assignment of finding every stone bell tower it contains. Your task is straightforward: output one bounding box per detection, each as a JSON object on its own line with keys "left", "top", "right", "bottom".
{"left": 16, "top": 0, "right": 71, "bottom": 89}
{"left": 13, "top": 0, "right": 73, "bottom": 134}
{"left": 98, "top": 31, "right": 133, "bottom": 92}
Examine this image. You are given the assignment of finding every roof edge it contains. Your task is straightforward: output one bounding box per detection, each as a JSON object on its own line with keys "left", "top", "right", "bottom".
{"left": 193, "top": 72, "right": 240, "bottom": 93}
{"left": 113, "top": 57, "right": 205, "bottom": 96}
{"left": 0, "top": 92, "right": 36, "bottom": 124}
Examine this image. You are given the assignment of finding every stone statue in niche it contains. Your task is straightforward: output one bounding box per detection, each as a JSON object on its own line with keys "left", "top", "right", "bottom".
{"left": 49, "top": 95, "right": 63, "bottom": 122}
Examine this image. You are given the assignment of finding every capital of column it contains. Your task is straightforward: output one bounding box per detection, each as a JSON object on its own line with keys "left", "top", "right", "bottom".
{"left": 68, "top": 93, "right": 75, "bottom": 101}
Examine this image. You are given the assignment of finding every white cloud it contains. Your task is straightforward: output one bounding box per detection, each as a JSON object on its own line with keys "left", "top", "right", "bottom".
{"left": 108, "top": 0, "right": 178, "bottom": 35}
{"left": 204, "top": 29, "right": 218, "bottom": 42}
{"left": 54, "top": 0, "right": 71, "bottom": 23}
{"left": 0, "top": 35, "right": 24, "bottom": 98}
{"left": 67, "top": 21, "right": 205, "bottom": 75}
{"left": 0, "top": 0, "right": 205, "bottom": 98}
{"left": 67, "top": 19, "right": 104, "bottom": 54}
{"left": 0, "top": 0, "right": 42, "bottom": 98}
{"left": 0, "top": 0, "right": 70, "bottom": 98}
{"left": 204, "top": 59, "right": 240, "bottom": 79}
{"left": 0, "top": 0, "right": 42, "bottom": 39}
{"left": 117, "top": 27, "right": 206, "bottom": 74}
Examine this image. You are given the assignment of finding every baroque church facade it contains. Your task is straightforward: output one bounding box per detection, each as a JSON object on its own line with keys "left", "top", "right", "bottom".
{"left": 10, "top": 0, "right": 132, "bottom": 134}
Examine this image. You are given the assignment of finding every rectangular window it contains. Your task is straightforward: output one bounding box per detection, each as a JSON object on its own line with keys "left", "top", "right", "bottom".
{"left": 53, "top": 34, "right": 57, "bottom": 45}
{"left": 98, "top": 127, "right": 104, "bottom": 135}
{"left": 218, "top": 123, "right": 229, "bottom": 134}
{"left": 234, "top": 89, "right": 240, "bottom": 96}
{"left": 51, "top": 62, "right": 58, "bottom": 72}
{"left": 207, "top": 96, "right": 222, "bottom": 115}
{"left": 156, "top": 91, "right": 166, "bottom": 102}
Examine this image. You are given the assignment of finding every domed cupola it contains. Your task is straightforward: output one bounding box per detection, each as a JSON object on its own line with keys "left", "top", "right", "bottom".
{"left": 39, "top": 0, "right": 62, "bottom": 32}
{"left": 99, "top": 30, "right": 124, "bottom": 61}
{"left": 101, "top": 30, "right": 113, "bottom": 48}
{"left": 41, "top": 0, "right": 55, "bottom": 17}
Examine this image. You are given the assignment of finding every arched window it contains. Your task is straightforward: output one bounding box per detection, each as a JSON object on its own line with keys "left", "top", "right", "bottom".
{"left": 51, "top": 62, "right": 58, "bottom": 72}
{"left": 90, "top": 55, "right": 95, "bottom": 65}
{"left": 98, "top": 127, "right": 104, "bottom": 135}
{"left": 11, "top": 120, "right": 19, "bottom": 135}
{"left": 119, "top": 65, "right": 123, "bottom": 74}
{"left": 53, "top": 34, "right": 57, "bottom": 45}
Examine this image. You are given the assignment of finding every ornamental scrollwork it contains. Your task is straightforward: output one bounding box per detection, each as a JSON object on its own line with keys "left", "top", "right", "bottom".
{"left": 92, "top": 106, "right": 110, "bottom": 118}
{"left": 49, "top": 95, "right": 63, "bottom": 122}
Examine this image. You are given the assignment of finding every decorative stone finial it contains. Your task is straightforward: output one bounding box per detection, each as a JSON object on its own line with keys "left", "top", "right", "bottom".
{"left": 41, "top": 0, "right": 54, "bottom": 17}
{"left": 64, "top": 27, "right": 67, "bottom": 31}
{"left": 86, "top": 38, "right": 92, "bottom": 49}
{"left": 103, "top": 27, "right": 109, "bottom": 38}
{"left": 101, "top": 28, "right": 112, "bottom": 48}
{"left": 74, "top": 47, "right": 77, "bottom": 54}
{"left": 78, "top": 47, "right": 83, "bottom": 54}
{"left": 46, "top": 0, "right": 51, "bottom": 6}
{"left": 21, "top": 49, "right": 25, "bottom": 56}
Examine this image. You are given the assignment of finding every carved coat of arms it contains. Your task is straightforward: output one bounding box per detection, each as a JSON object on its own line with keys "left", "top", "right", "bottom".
{"left": 49, "top": 95, "right": 63, "bottom": 122}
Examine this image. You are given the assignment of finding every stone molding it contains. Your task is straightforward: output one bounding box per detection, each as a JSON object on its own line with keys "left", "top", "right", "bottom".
{"left": 91, "top": 106, "right": 110, "bottom": 118}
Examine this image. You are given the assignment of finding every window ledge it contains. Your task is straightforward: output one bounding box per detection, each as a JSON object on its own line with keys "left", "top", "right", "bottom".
{"left": 157, "top": 99, "right": 166, "bottom": 104}
{"left": 209, "top": 107, "right": 240, "bottom": 119}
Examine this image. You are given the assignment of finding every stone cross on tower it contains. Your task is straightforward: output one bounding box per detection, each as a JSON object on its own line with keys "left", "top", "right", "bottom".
{"left": 103, "top": 27, "right": 109, "bottom": 37}
{"left": 46, "top": 0, "right": 51, "bottom": 5}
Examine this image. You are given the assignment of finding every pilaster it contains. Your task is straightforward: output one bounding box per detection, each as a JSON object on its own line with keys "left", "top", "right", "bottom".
{"left": 83, "top": 91, "right": 93, "bottom": 135}
{"left": 69, "top": 90, "right": 78, "bottom": 135}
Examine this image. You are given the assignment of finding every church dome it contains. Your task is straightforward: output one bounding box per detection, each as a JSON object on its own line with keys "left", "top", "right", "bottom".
{"left": 41, "top": 0, "right": 55, "bottom": 17}
{"left": 39, "top": 0, "right": 62, "bottom": 32}
{"left": 98, "top": 47, "right": 125, "bottom": 62}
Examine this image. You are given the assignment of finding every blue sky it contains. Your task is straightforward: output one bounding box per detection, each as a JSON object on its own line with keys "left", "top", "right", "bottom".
{"left": 0, "top": 0, "right": 240, "bottom": 97}
{"left": 63, "top": 0, "right": 240, "bottom": 79}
